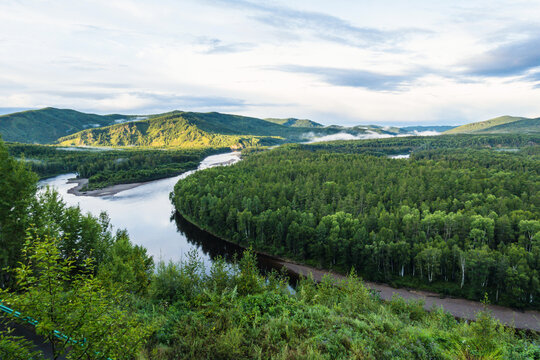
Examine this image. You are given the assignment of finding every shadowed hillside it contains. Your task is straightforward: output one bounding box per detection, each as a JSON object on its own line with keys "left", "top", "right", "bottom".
{"left": 0, "top": 107, "right": 133, "bottom": 143}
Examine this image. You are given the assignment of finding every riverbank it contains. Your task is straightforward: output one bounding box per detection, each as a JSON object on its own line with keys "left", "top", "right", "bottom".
{"left": 66, "top": 177, "right": 149, "bottom": 197}
{"left": 276, "top": 260, "right": 540, "bottom": 332}
{"left": 65, "top": 151, "right": 242, "bottom": 197}
{"left": 176, "top": 210, "right": 540, "bottom": 331}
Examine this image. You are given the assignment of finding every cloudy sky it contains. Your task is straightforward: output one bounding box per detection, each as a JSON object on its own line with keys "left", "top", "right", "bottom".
{"left": 1, "top": 0, "right": 540, "bottom": 126}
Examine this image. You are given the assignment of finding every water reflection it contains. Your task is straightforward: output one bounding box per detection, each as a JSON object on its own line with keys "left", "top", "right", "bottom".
{"left": 38, "top": 151, "right": 295, "bottom": 281}
{"left": 173, "top": 213, "right": 297, "bottom": 281}
{"left": 39, "top": 152, "right": 240, "bottom": 266}
{"left": 172, "top": 212, "right": 243, "bottom": 263}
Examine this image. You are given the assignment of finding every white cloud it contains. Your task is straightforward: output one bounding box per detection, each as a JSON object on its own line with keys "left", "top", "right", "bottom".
{"left": 412, "top": 130, "right": 441, "bottom": 136}
{"left": 305, "top": 131, "right": 395, "bottom": 143}
{"left": 0, "top": 0, "right": 540, "bottom": 125}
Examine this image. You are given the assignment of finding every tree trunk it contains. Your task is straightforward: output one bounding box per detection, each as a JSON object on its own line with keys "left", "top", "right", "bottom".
{"left": 460, "top": 256, "right": 466, "bottom": 288}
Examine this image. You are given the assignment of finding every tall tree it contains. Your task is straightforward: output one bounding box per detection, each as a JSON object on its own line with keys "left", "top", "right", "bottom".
{"left": 0, "top": 138, "right": 37, "bottom": 287}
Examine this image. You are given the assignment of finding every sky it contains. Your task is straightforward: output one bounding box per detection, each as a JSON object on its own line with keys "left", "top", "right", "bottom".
{"left": 1, "top": 0, "right": 540, "bottom": 126}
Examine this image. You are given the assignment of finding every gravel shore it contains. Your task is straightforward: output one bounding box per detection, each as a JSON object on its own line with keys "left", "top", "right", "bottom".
{"left": 66, "top": 178, "right": 147, "bottom": 197}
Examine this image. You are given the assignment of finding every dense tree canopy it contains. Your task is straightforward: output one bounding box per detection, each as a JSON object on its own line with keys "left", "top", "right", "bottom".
{"left": 1, "top": 135, "right": 539, "bottom": 358}
{"left": 0, "top": 138, "right": 37, "bottom": 286}
{"left": 173, "top": 135, "right": 540, "bottom": 308}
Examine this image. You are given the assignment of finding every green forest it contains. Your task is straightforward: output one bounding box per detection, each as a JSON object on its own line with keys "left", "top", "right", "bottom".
{"left": 263, "top": 117, "right": 324, "bottom": 127}
{"left": 6, "top": 142, "right": 224, "bottom": 190}
{"left": 172, "top": 134, "right": 540, "bottom": 308}
{"left": 1, "top": 131, "right": 539, "bottom": 358}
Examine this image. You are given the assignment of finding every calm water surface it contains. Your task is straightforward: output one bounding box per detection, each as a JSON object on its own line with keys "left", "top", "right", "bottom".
{"left": 39, "top": 152, "right": 243, "bottom": 267}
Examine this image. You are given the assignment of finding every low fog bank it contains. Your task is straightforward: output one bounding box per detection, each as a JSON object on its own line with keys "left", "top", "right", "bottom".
{"left": 389, "top": 154, "right": 410, "bottom": 159}
{"left": 410, "top": 130, "right": 441, "bottom": 136}
{"left": 304, "top": 130, "right": 440, "bottom": 144}
{"left": 304, "top": 131, "right": 393, "bottom": 143}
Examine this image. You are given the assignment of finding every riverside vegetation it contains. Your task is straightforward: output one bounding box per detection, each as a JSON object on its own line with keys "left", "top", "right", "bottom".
{"left": 6, "top": 142, "right": 224, "bottom": 190}
{"left": 1, "top": 108, "right": 409, "bottom": 191}
{"left": 1, "top": 107, "right": 534, "bottom": 194}
{"left": 172, "top": 134, "right": 540, "bottom": 309}
{"left": 1, "top": 136, "right": 539, "bottom": 359}
{"left": 1, "top": 108, "right": 398, "bottom": 191}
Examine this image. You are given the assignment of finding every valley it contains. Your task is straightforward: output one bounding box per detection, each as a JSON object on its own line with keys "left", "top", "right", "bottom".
{"left": 37, "top": 146, "right": 540, "bottom": 331}
{"left": 1, "top": 108, "right": 538, "bottom": 359}
{"left": 3, "top": 3, "right": 540, "bottom": 358}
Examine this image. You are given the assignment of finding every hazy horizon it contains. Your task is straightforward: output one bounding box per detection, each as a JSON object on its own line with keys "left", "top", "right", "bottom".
{"left": 1, "top": 106, "right": 535, "bottom": 128}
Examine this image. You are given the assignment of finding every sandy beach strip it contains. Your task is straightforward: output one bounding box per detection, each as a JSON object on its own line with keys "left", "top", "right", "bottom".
{"left": 66, "top": 178, "right": 147, "bottom": 197}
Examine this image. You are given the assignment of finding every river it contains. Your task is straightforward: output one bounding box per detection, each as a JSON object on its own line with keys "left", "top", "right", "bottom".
{"left": 11, "top": 152, "right": 278, "bottom": 359}
{"left": 39, "top": 152, "right": 246, "bottom": 267}
{"left": 39, "top": 151, "right": 540, "bottom": 331}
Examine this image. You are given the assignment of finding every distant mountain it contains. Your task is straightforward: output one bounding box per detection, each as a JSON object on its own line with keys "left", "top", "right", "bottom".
{"left": 445, "top": 116, "right": 539, "bottom": 134}
{"left": 10, "top": 107, "right": 518, "bottom": 148}
{"left": 401, "top": 125, "right": 456, "bottom": 133}
{"left": 360, "top": 125, "right": 403, "bottom": 135}
{"left": 57, "top": 111, "right": 296, "bottom": 149}
{"left": 0, "top": 107, "right": 134, "bottom": 143}
{"left": 318, "top": 124, "right": 405, "bottom": 135}
{"left": 57, "top": 110, "right": 415, "bottom": 149}
{"left": 264, "top": 118, "right": 323, "bottom": 128}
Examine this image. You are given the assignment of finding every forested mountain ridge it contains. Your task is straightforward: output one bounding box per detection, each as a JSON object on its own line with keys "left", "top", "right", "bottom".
{"left": 484, "top": 118, "right": 540, "bottom": 133}
{"left": 56, "top": 111, "right": 402, "bottom": 149}
{"left": 445, "top": 115, "right": 540, "bottom": 134}
{"left": 0, "top": 107, "right": 135, "bottom": 143}
{"left": 2, "top": 106, "right": 538, "bottom": 148}
{"left": 1, "top": 107, "right": 406, "bottom": 146}
{"left": 56, "top": 111, "right": 289, "bottom": 149}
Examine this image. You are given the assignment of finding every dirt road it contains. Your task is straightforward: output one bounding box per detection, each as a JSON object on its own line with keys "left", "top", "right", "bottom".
{"left": 278, "top": 260, "right": 540, "bottom": 331}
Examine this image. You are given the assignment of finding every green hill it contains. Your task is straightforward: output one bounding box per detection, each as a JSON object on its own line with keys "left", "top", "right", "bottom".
{"left": 353, "top": 125, "right": 404, "bottom": 134}
{"left": 158, "top": 111, "right": 302, "bottom": 137}
{"left": 482, "top": 118, "right": 540, "bottom": 133}
{"left": 445, "top": 116, "right": 539, "bottom": 134}
{"left": 57, "top": 111, "right": 291, "bottom": 149}
{"left": 0, "top": 107, "right": 134, "bottom": 143}
{"left": 1, "top": 107, "right": 472, "bottom": 148}
{"left": 264, "top": 117, "right": 323, "bottom": 128}
{"left": 57, "top": 111, "right": 413, "bottom": 149}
